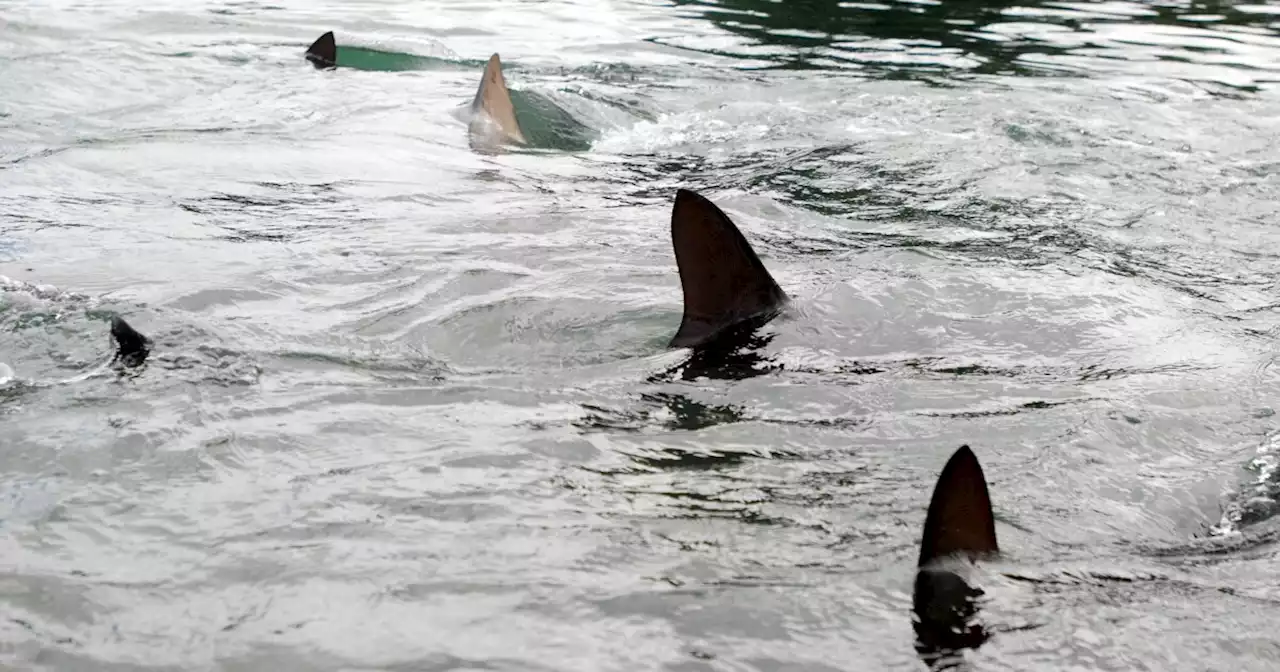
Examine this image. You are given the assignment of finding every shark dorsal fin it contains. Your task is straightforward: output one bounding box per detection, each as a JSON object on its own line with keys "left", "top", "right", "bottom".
{"left": 306, "top": 31, "right": 337, "bottom": 69}
{"left": 669, "top": 189, "right": 788, "bottom": 348}
{"left": 918, "top": 445, "right": 999, "bottom": 567}
{"left": 110, "top": 316, "right": 151, "bottom": 368}
{"left": 470, "top": 53, "right": 527, "bottom": 145}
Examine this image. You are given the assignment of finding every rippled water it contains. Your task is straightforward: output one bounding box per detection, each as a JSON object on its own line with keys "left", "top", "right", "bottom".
{"left": 4, "top": 0, "right": 1280, "bottom": 669}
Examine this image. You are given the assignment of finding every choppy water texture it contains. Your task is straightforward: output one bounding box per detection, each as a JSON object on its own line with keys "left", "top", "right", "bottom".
{"left": 4, "top": 0, "right": 1280, "bottom": 669}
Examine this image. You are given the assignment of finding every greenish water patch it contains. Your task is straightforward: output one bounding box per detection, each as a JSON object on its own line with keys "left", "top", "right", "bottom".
{"left": 510, "top": 89, "right": 597, "bottom": 152}
{"left": 334, "top": 45, "right": 478, "bottom": 72}
{"left": 310, "top": 38, "right": 602, "bottom": 150}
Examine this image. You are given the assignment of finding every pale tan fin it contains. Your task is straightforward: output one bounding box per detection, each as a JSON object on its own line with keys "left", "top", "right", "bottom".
{"left": 470, "top": 53, "right": 526, "bottom": 145}
{"left": 918, "top": 445, "right": 999, "bottom": 567}
{"left": 669, "top": 189, "right": 788, "bottom": 348}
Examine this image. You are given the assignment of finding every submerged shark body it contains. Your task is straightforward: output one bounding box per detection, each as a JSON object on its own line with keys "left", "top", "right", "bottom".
{"left": 912, "top": 445, "right": 1001, "bottom": 669}
{"left": 305, "top": 32, "right": 528, "bottom": 147}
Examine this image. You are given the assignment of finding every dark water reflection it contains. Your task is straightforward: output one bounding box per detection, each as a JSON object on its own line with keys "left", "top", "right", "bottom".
{"left": 668, "top": 0, "right": 1280, "bottom": 90}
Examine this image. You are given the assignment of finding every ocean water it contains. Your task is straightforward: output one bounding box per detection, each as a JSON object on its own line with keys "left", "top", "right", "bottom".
{"left": 3, "top": 0, "right": 1280, "bottom": 669}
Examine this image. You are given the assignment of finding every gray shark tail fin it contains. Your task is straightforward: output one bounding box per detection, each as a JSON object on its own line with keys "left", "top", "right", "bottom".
{"left": 306, "top": 31, "right": 337, "bottom": 69}
{"left": 919, "top": 445, "right": 999, "bottom": 567}
{"left": 470, "top": 53, "right": 527, "bottom": 144}
{"left": 110, "top": 316, "right": 151, "bottom": 368}
{"left": 669, "top": 188, "right": 788, "bottom": 349}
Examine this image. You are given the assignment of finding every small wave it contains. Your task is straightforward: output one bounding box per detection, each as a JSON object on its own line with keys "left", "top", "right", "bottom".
{"left": 1211, "top": 432, "right": 1280, "bottom": 537}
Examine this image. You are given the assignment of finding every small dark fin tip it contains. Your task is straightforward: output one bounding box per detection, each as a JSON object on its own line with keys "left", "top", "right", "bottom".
{"left": 918, "top": 444, "right": 999, "bottom": 568}
{"left": 305, "top": 30, "right": 337, "bottom": 69}
{"left": 668, "top": 187, "right": 788, "bottom": 349}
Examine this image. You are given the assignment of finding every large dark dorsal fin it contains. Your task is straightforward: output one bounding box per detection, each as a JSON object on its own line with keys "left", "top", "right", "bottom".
{"left": 918, "top": 445, "right": 999, "bottom": 567}
{"left": 306, "top": 31, "right": 337, "bottom": 69}
{"left": 470, "top": 53, "right": 527, "bottom": 145}
{"left": 669, "top": 189, "right": 788, "bottom": 349}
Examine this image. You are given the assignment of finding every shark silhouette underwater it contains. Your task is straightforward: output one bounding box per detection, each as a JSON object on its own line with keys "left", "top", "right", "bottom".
{"left": 304, "top": 31, "right": 581, "bottom": 148}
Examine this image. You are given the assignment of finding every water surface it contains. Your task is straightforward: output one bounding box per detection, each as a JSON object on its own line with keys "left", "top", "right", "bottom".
{"left": 3, "top": 0, "right": 1280, "bottom": 669}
